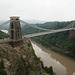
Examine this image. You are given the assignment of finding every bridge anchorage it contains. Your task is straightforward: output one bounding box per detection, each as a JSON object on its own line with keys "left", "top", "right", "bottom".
{"left": 9, "top": 17, "right": 23, "bottom": 47}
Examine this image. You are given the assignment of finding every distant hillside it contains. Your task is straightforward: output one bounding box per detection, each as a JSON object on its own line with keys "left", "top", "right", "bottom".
{"left": 0, "top": 21, "right": 9, "bottom": 30}
{"left": 35, "top": 21, "right": 72, "bottom": 30}
{"left": 21, "top": 21, "right": 72, "bottom": 35}
{"left": 21, "top": 25, "right": 45, "bottom": 35}
{"left": 0, "top": 20, "right": 6, "bottom": 24}
{"left": 31, "top": 31, "right": 75, "bottom": 59}
{"left": 25, "top": 19, "right": 46, "bottom": 24}
{"left": 24, "top": 21, "right": 75, "bottom": 59}
{"left": 0, "top": 19, "right": 46, "bottom": 25}
{"left": 0, "top": 31, "right": 9, "bottom": 39}
{"left": 0, "top": 20, "right": 73, "bottom": 36}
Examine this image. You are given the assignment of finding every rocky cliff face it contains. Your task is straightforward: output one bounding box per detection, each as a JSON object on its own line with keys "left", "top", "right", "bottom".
{"left": 0, "top": 38, "right": 43, "bottom": 75}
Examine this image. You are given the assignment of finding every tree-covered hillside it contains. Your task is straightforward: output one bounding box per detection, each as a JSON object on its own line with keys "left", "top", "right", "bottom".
{"left": 35, "top": 21, "right": 72, "bottom": 30}
{"left": 21, "top": 25, "right": 45, "bottom": 35}
{"left": 26, "top": 21, "right": 75, "bottom": 59}
{"left": 31, "top": 31, "right": 75, "bottom": 59}
{"left": 21, "top": 21, "right": 72, "bottom": 35}
{"left": 0, "top": 31, "right": 9, "bottom": 39}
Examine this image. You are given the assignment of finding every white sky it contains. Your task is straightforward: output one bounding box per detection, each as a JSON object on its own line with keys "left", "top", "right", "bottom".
{"left": 0, "top": 0, "right": 75, "bottom": 21}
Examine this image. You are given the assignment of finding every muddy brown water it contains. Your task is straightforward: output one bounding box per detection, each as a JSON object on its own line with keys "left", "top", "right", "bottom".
{"left": 31, "top": 42, "right": 75, "bottom": 75}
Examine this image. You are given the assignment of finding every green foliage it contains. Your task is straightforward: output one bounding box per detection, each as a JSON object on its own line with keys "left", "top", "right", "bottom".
{"left": 43, "top": 66, "right": 53, "bottom": 75}
{"left": 31, "top": 31, "right": 75, "bottom": 58}
{"left": 21, "top": 21, "right": 75, "bottom": 58}
{"left": 43, "top": 69, "right": 49, "bottom": 75}
{"left": 0, "top": 54, "right": 2, "bottom": 58}
{"left": 32, "top": 49, "right": 40, "bottom": 64}
{"left": 21, "top": 25, "right": 44, "bottom": 35}
{"left": 35, "top": 21, "right": 72, "bottom": 30}
{"left": 0, "top": 60, "right": 4, "bottom": 69}
{"left": 27, "top": 42, "right": 32, "bottom": 47}
{"left": 0, "top": 60, "right": 7, "bottom": 75}
{"left": 0, "top": 31, "right": 9, "bottom": 39}
{"left": 21, "top": 21, "right": 72, "bottom": 35}
{"left": 16, "top": 56, "right": 29, "bottom": 75}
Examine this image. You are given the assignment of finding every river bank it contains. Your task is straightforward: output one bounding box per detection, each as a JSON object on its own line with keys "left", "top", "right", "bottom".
{"left": 31, "top": 40, "right": 75, "bottom": 61}
{"left": 30, "top": 40, "right": 75, "bottom": 75}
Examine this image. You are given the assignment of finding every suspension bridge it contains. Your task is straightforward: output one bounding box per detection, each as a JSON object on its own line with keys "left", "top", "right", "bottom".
{"left": 0, "top": 17, "right": 75, "bottom": 43}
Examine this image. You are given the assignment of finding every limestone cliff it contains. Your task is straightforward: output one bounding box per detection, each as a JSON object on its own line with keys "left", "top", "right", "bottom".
{"left": 0, "top": 38, "right": 43, "bottom": 75}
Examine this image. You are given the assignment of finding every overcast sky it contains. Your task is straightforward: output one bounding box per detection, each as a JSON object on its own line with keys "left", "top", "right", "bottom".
{"left": 0, "top": 0, "right": 75, "bottom": 21}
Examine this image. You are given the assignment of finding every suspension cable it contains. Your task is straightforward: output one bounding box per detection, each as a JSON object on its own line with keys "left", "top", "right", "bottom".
{"left": 20, "top": 20, "right": 49, "bottom": 31}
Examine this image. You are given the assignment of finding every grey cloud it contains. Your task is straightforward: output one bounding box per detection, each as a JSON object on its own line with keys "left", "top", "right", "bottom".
{"left": 0, "top": 0, "right": 75, "bottom": 21}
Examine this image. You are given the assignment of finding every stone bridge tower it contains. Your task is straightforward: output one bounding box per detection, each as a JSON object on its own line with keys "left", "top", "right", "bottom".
{"left": 9, "top": 17, "right": 22, "bottom": 40}
{"left": 69, "top": 30, "right": 75, "bottom": 38}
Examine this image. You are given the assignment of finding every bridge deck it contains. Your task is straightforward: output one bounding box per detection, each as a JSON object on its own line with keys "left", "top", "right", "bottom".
{"left": 24, "top": 28, "right": 75, "bottom": 38}
{"left": 0, "top": 28, "right": 75, "bottom": 42}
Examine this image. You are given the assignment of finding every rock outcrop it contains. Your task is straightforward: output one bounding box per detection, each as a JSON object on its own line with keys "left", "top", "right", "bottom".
{"left": 0, "top": 38, "right": 43, "bottom": 75}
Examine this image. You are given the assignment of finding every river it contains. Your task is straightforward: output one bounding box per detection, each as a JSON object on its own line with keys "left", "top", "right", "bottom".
{"left": 1, "top": 30, "right": 8, "bottom": 34}
{"left": 31, "top": 42, "right": 75, "bottom": 75}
